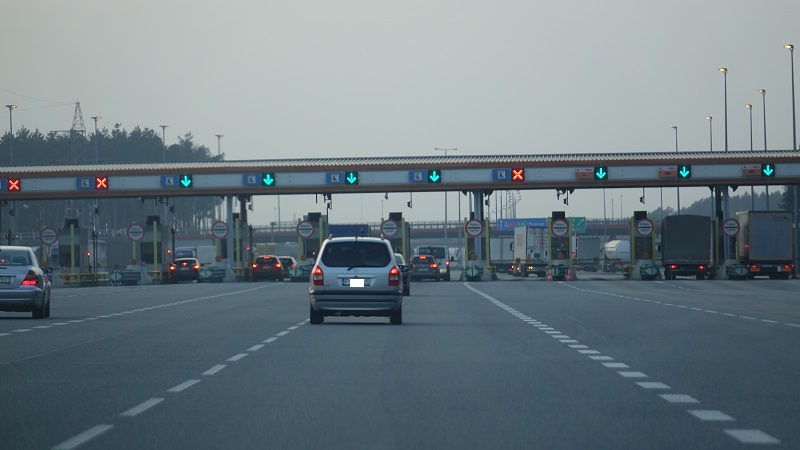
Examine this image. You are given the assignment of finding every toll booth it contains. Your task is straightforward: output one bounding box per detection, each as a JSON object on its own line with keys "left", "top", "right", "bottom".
{"left": 629, "top": 211, "right": 659, "bottom": 280}
{"left": 57, "top": 219, "right": 111, "bottom": 286}
{"left": 299, "top": 212, "right": 329, "bottom": 266}
{"left": 385, "top": 212, "right": 411, "bottom": 261}
{"left": 548, "top": 211, "right": 573, "bottom": 280}
{"left": 138, "top": 215, "right": 169, "bottom": 282}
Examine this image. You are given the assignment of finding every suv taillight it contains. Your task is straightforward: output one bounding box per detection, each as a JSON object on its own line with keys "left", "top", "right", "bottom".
{"left": 22, "top": 271, "right": 39, "bottom": 287}
{"left": 389, "top": 267, "right": 400, "bottom": 286}
{"left": 312, "top": 266, "right": 324, "bottom": 286}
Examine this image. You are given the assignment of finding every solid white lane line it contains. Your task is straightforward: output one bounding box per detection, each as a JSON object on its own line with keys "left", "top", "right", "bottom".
{"left": 167, "top": 379, "right": 201, "bottom": 393}
{"left": 688, "top": 410, "right": 734, "bottom": 421}
{"left": 659, "top": 394, "right": 699, "bottom": 403}
{"left": 120, "top": 398, "right": 164, "bottom": 417}
{"left": 637, "top": 382, "right": 671, "bottom": 389}
{"left": 724, "top": 429, "right": 780, "bottom": 444}
{"left": 53, "top": 424, "right": 114, "bottom": 450}
{"left": 202, "top": 365, "right": 227, "bottom": 376}
{"left": 227, "top": 353, "right": 248, "bottom": 362}
{"left": 247, "top": 344, "right": 265, "bottom": 352}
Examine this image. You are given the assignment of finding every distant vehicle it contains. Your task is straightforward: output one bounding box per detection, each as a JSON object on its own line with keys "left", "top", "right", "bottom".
{"left": 603, "top": 240, "right": 630, "bottom": 272}
{"left": 410, "top": 255, "right": 440, "bottom": 281}
{"left": 278, "top": 256, "right": 298, "bottom": 278}
{"left": 661, "top": 215, "right": 714, "bottom": 280}
{"left": 511, "top": 227, "right": 548, "bottom": 277}
{"left": 252, "top": 255, "right": 284, "bottom": 281}
{"left": 574, "top": 236, "right": 602, "bottom": 272}
{"left": 309, "top": 237, "right": 402, "bottom": 325}
{"left": 417, "top": 245, "right": 451, "bottom": 280}
{"left": 169, "top": 258, "right": 200, "bottom": 283}
{"left": 736, "top": 211, "right": 794, "bottom": 279}
{"left": 394, "top": 253, "right": 411, "bottom": 296}
{"left": 0, "top": 246, "right": 53, "bottom": 319}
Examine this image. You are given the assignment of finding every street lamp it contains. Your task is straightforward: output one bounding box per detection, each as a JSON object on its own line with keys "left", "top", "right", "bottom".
{"left": 672, "top": 125, "right": 680, "bottom": 214}
{"left": 215, "top": 134, "right": 224, "bottom": 157}
{"left": 706, "top": 116, "right": 713, "bottom": 151}
{"left": 90, "top": 116, "right": 101, "bottom": 163}
{"left": 785, "top": 43, "right": 798, "bottom": 277}
{"left": 5, "top": 105, "right": 16, "bottom": 165}
{"left": 759, "top": 89, "right": 769, "bottom": 210}
{"left": 746, "top": 104, "right": 754, "bottom": 209}
{"left": 434, "top": 147, "right": 458, "bottom": 249}
{"left": 160, "top": 124, "right": 169, "bottom": 162}
{"left": 720, "top": 68, "right": 728, "bottom": 151}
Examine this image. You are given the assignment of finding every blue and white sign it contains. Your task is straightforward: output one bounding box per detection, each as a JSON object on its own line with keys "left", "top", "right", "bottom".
{"left": 76, "top": 177, "right": 93, "bottom": 189}
{"left": 242, "top": 173, "right": 260, "bottom": 186}
{"left": 160, "top": 175, "right": 178, "bottom": 188}
{"left": 498, "top": 218, "right": 548, "bottom": 231}
{"left": 492, "top": 169, "right": 511, "bottom": 181}
{"left": 409, "top": 170, "right": 428, "bottom": 183}
{"left": 326, "top": 172, "right": 345, "bottom": 184}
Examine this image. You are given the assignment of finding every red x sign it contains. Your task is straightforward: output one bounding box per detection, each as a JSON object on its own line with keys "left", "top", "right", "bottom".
{"left": 511, "top": 168, "right": 525, "bottom": 181}
{"left": 95, "top": 177, "right": 108, "bottom": 189}
{"left": 7, "top": 179, "right": 20, "bottom": 191}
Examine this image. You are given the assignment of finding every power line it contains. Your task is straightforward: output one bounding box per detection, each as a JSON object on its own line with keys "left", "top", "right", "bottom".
{"left": 0, "top": 87, "right": 73, "bottom": 104}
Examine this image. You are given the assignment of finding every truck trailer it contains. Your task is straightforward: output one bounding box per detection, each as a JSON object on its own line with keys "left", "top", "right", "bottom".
{"left": 736, "top": 211, "right": 794, "bottom": 279}
{"left": 661, "top": 215, "right": 714, "bottom": 280}
{"left": 512, "top": 226, "right": 548, "bottom": 277}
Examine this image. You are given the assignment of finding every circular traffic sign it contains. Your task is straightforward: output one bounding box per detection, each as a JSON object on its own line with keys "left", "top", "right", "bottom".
{"left": 381, "top": 219, "right": 399, "bottom": 238}
{"left": 296, "top": 220, "right": 315, "bottom": 239}
{"left": 211, "top": 221, "right": 229, "bottom": 239}
{"left": 465, "top": 219, "right": 484, "bottom": 237}
{"left": 127, "top": 223, "right": 145, "bottom": 241}
{"left": 723, "top": 218, "right": 740, "bottom": 237}
{"left": 635, "top": 218, "right": 654, "bottom": 237}
{"left": 40, "top": 227, "right": 58, "bottom": 246}
{"left": 551, "top": 219, "right": 569, "bottom": 237}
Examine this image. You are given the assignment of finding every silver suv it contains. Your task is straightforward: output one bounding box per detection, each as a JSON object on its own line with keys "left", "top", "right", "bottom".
{"left": 308, "top": 237, "right": 403, "bottom": 325}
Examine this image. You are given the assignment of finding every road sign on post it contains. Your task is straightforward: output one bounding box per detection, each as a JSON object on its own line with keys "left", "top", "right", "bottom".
{"left": 465, "top": 219, "right": 484, "bottom": 237}
{"left": 40, "top": 227, "right": 58, "bottom": 246}
{"left": 126, "top": 223, "right": 145, "bottom": 241}
{"left": 381, "top": 219, "right": 399, "bottom": 238}
{"left": 211, "top": 221, "right": 229, "bottom": 239}
{"left": 296, "top": 220, "right": 315, "bottom": 239}
{"left": 635, "top": 218, "right": 654, "bottom": 237}
{"left": 722, "top": 218, "right": 740, "bottom": 237}
{"left": 551, "top": 219, "right": 569, "bottom": 237}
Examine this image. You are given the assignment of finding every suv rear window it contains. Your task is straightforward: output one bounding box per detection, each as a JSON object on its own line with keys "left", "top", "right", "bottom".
{"left": 321, "top": 241, "right": 391, "bottom": 268}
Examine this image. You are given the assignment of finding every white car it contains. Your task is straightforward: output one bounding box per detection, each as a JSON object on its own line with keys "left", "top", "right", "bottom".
{"left": 0, "top": 246, "right": 53, "bottom": 319}
{"left": 309, "top": 237, "right": 403, "bottom": 325}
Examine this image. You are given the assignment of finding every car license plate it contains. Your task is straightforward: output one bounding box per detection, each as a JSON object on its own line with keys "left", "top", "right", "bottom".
{"left": 0, "top": 276, "right": 11, "bottom": 283}
{"left": 343, "top": 278, "right": 366, "bottom": 287}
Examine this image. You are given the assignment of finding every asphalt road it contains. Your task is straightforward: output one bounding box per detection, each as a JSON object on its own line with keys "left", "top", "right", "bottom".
{"left": 1, "top": 275, "right": 798, "bottom": 449}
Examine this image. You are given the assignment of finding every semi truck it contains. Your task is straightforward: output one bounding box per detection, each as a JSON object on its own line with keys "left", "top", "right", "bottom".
{"left": 660, "top": 215, "right": 714, "bottom": 280}
{"left": 603, "top": 240, "right": 629, "bottom": 272}
{"left": 736, "top": 211, "right": 794, "bottom": 279}
{"left": 511, "top": 226, "right": 549, "bottom": 277}
{"left": 573, "top": 236, "right": 602, "bottom": 272}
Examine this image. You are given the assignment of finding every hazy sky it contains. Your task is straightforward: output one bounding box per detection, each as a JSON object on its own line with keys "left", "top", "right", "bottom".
{"left": 3, "top": 0, "right": 799, "bottom": 226}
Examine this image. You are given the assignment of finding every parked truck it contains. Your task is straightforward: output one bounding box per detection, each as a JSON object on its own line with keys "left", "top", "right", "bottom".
{"left": 661, "top": 215, "right": 714, "bottom": 280}
{"left": 736, "top": 211, "right": 794, "bottom": 279}
{"left": 603, "top": 240, "right": 630, "bottom": 272}
{"left": 573, "top": 236, "right": 602, "bottom": 272}
{"left": 512, "top": 226, "right": 549, "bottom": 277}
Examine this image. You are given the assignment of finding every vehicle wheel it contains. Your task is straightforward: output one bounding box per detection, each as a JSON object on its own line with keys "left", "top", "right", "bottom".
{"left": 309, "top": 305, "right": 323, "bottom": 324}
{"left": 445, "top": 272, "right": 451, "bottom": 281}
{"left": 403, "top": 285, "right": 410, "bottom": 296}
{"left": 435, "top": 276, "right": 440, "bottom": 282}
{"left": 44, "top": 295, "right": 51, "bottom": 318}
{"left": 696, "top": 274, "right": 705, "bottom": 280}
{"left": 32, "top": 301, "right": 45, "bottom": 319}
{"left": 390, "top": 305, "right": 402, "bottom": 325}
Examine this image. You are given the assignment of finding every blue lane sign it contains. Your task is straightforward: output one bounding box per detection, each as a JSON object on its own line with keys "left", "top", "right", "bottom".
{"left": 409, "top": 170, "right": 428, "bottom": 183}
{"left": 242, "top": 173, "right": 260, "bottom": 186}
{"left": 492, "top": 169, "right": 511, "bottom": 181}
{"left": 161, "top": 175, "right": 178, "bottom": 188}
{"left": 326, "top": 172, "right": 345, "bottom": 184}
{"left": 76, "top": 177, "right": 93, "bottom": 189}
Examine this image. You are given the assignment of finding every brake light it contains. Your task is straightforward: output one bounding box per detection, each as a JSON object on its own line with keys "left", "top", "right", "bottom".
{"left": 312, "top": 266, "right": 324, "bottom": 286}
{"left": 430, "top": 263, "right": 438, "bottom": 269}
{"left": 252, "top": 263, "right": 258, "bottom": 269}
{"left": 169, "top": 264, "right": 177, "bottom": 271}
{"left": 446, "top": 261, "right": 450, "bottom": 267}
{"left": 389, "top": 267, "right": 400, "bottom": 286}
{"left": 668, "top": 264, "right": 677, "bottom": 270}
{"left": 22, "top": 271, "right": 38, "bottom": 286}
{"left": 193, "top": 264, "right": 200, "bottom": 270}
{"left": 276, "top": 263, "right": 282, "bottom": 269}
{"left": 698, "top": 265, "right": 705, "bottom": 270}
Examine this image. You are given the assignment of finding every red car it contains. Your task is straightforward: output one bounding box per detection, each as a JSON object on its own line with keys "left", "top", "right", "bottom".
{"left": 252, "top": 255, "right": 284, "bottom": 281}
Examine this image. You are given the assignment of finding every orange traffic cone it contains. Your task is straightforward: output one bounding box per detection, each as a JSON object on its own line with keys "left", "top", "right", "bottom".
{"left": 564, "top": 267, "right": 574, "bottom": 282}
{"left": 546, "top": 267, "right": 554, "bottom": 282}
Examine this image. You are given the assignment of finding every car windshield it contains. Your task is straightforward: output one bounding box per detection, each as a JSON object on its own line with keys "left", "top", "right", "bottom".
{"left": 321, "top": 241, "right": 391, "bottom": 268}
{"left": 0, "top": 251, "right": 31, "bottom": 266}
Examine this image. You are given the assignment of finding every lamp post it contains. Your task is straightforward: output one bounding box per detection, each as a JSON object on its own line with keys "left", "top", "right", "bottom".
{"left": 434, "top": 147, "right": 458, "bottom": 249}
{"left": 720, "top": 68, "right": 728, "bottom": 152}
{"left": 746, "top": 104, "right": 755, "bottom": 210}
{"left": 706, "top": 116, "right": 713, "bottom": 151}
{"left": 5, "top": 105, "right": 16, "bottom": 165}
{"left": 759, "top": 89, "right": 769, "bottom": 210}
{"left": 786, "top": 43, "right": 798, "bottom": 278}
{"left": 90, "top": 116, "right": 101, "bottom": 163}
{"left": 672, "top": 125, "right": 680, "bottom": 214}
{"left": 215, "top": 134, "right": 224, "bottom": 157}
{"left": 160, "top": 125, "right": 169, "bottom": 162}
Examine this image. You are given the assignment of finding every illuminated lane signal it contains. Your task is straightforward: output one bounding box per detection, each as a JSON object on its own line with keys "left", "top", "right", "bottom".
{"left": 678, "top": 165, "right": 692, "bottom": 179}
{"left": 511, "top": 168, "right": 525, "bottom": 182}
{"left": 594, "top": 166, "right": 608, "bottom": 180}
{"left": 428, "top": 169, "right": 442, "bottom": 183}
{"left": 179, "top": 174, "right": 193, "bottom": 188}
{"left": 262, "top": 173, "right": 276, "bottom": 186}
{"left": 345, "top": 171, "right": 359, "bottom": 185}
{"left": 761, "top": 163, "right": 775, "bottom": 177}
{"left": 95, "top": 176, "right": 109, "bottom": 189}
{"left": 7, "top": 179, "right": 20, "bottom": 191}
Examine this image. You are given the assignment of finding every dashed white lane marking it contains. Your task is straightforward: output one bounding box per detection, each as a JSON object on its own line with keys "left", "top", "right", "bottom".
{"left": 787, "top": 323, "right": 800, "bottom": 328}
{"left": 247, "top": 344, "right": 265, "bottom": 352}
{"left": 276, "top": 331, "right": 290, "bottom": 336}
{"left": 263, "top": 337, "right": 278, "bottom": 343}
{"left": 660, "top": 394, "right": 700, "bottom": 404}
{"left": 120, "top": 398, "right": 164, "bottom": 417}
{"left": 740, "top": 316, "right": 756, "bottom": 320}
{"left": 568, "top": 344, "right": 589, "bottom": 349}
{"left": 0, "top": 333, "right": 9, "bottom": 337}
{"left": 689, "top": 410, "right": 735, "bottom": 421}
{"left": 288, "top": 326, "right": 299, "bottom": 330}
{"left": 227, "top": 353, "right": 248, "bottom": 362}
{"left": 618, "top": 371, "right": 648, "bottom": 378}
{"left": 33, "top": 325, "right": 51, "bottom": 329}
{"left": 724, "top": 429, "right": 781, "bottom": 444}
{"left": 603, "top": 362, "right": 630, "bottom": 368}
{"left": 637, "top": 382, "right": 671, "bottom": 389}
{"left": 12, "top": 329, "right": 32, "bottom": 333}
{"left": 52, "top": 323, "right": 69, "bottom": 326}
{"left": 578, "top": 350, "right": 601, "bottom": 354}
{"left": 552, "top": 335, "right": 570, "bottom": 339}
{"left": 167, "top": 379, "right": 201, "bottom": 393}
{"left": 202, "top": 364, "right": 227, "bottom": 376}
{"left": 589, "top": 356, "right": 614, "bottom": 361}
{"left": 761, "top": 319, "right": 778, "bottom": 324}
{"left": 53, "top": 424, "right": 114, "bottom": 450}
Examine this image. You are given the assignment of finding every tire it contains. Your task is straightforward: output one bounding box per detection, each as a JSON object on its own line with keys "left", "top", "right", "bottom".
{"left": 390, "top": 305, "right": 402, "bottom": 325}
{"left": 696, "top": 274, "right": 705, "bottom": 280}
{"left": 32, "top": 301, "right": 45, "bottom": 319}
{"left": 435, "top": 276, "right": 440, "bottom": 282}
{"left": 44, "top": 294, "right": 51, "bottom": 318}
{"left": 309, "top": 304, "right": 324, "bottom": 324}
{"left": 403, "top": 284, "right": 410, "bottom": 296}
